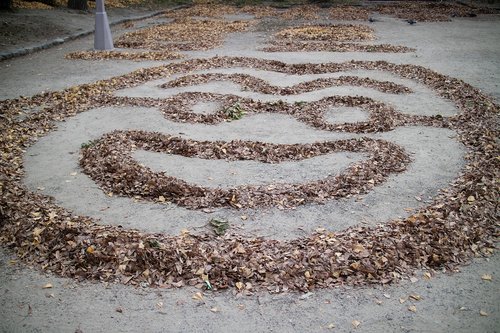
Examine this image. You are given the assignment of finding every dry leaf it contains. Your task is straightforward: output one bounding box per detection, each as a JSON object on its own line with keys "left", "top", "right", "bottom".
{"left": 352, "top": 320, "right": 361, "bottom": 328}
{"left": 327, "top": 323, "right": 335, "bottom": 329}
{"left": 399, "top": 297, "right": 406, "bottom": 304}
{"left": 423, "top": 272, "right": 432, "bottom": 280}
{"left": 210, "top": 307, "right": 219, "bottom": 313}
{"left": 481, "top": 274, "right": 492, "bottom": 281}
{"left": 235, "top": 282, "right": 244, "bottom": 290}
{"left": 350, "top": 261, "right": 361, "bottom": 270}
{"left": 479, "top": 310, "right": 489, "bottom": 316}
{"left": 192, "top": 292, "right": 204, "bottom": 301}
{"left": 408, "top": 305, "right": 417, "bottom": 312}
{"left": 32, "top": 227, "right": 44, "bottom": 237}
{"left": 42, "top": 283, "right": 53, "bottom": 289}
{"left": 409, "top": 294, "right": 422, "bottom": 301}
{"left": 353, "top": 244, "right": 365, "bottom": 253}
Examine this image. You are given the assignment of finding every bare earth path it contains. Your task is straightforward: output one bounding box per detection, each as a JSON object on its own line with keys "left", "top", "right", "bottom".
{"left": 0, "top": 4, "right": 499, "bottom": 333}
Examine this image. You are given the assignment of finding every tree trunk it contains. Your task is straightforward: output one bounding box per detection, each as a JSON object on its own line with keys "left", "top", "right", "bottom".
{"left": 68, "top": 0, "right": 88, "bottom": 10}
{"left": 0, "top": 0, "right": 13, "bottom": 10}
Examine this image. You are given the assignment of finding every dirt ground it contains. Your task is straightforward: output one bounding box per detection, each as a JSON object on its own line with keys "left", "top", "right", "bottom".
{"left": 0, "top": 7, "right": 163, "bottom": 59}
{"left": 0, "top": 3, "right": 499, "bottom": 333}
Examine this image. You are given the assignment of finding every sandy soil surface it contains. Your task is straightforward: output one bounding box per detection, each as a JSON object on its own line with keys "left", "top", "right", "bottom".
{"left": 0, "top": 4, "right": 499, "bottom": 333}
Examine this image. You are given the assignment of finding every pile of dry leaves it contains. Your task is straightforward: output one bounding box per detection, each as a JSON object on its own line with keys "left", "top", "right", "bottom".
{"left": 164, "top": 4, "right": 239, "bottom": 19}
{"left": 161, "top": 73, "right": 411, "bottom": 94}
{"left": 275, "top": 24, "right": 375, "bottom": 42}
{"left": 65, "top": 50, "right": 183, "bottom": 61}
{"left": 0, "top": 56, "right": 498, "bottom": 292}
{"left": 263, "top": 24, "right": 414, "bottom": 53}
{"left": 68, "top": 18, "right": 252, "bottom": 61}
{"left": 164, "top": 2, "right": 497, "bottom": 23}
{"left": 329, "top": 5, "right": 370, "bottom": 21}
{"left": 116, "top": 18, "right": 252, "bottom": 50}
{"left": 108, "top": 89, "right": 435, "bottom": 133}
{"left": 80, "top": 131, "right": 409, "bottom": 209}
{"left": 375, "top": 1, "right": 496, "bottom": 22}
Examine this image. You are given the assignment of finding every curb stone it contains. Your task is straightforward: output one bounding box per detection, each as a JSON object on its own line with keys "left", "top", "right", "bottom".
{"left": 0, "top": 7, "right": 187, "bottom": 61}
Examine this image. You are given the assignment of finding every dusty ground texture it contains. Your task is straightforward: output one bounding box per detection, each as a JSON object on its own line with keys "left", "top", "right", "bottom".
{"left": 0, "top": 3, "right": 499, "bottom": 333}
{"left": 0, "top": 7, "right": 168, "bottom": 60}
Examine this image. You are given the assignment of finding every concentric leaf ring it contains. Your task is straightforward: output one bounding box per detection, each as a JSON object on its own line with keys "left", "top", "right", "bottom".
{"left": 0, "top": 57, "right": 497, "bottom": 291}
{"left": 80, "top": 130, "right": 410, "bottom": 209}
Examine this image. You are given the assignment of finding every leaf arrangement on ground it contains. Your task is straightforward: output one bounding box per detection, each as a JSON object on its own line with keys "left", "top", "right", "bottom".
{"left": 0, "top": 55, "right": 498, "bottom": 292}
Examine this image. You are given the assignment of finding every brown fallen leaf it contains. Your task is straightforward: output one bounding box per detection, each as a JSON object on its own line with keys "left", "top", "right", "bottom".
{"left": 479, "top": 310, "right": 489, "bottom": 316}
{"left": 115, "top": 307, "right": 123, "bottom": 313}
{"left": 210, "top": 307, "right": 220, "bottom": 313}
{"left": 409, "top": 294, "right": 422, "bottom": 301}
{"left": 327, "top": 323, "right": 335, "bottom": 329}
{"left": 42, "top": 283, "right": 53, "bottom": 289}
{"left": 408, "top": 305, "right": 417, "bottom": 312}
{"left": 423, "top": 272, "right": 432, "bottom": 280}
{"left": 352, "top": 320, "right": 361, "bottom": 328}
{"left": 235, "top": 281, "right": 244, "bottom": 290}
{"left": 399, "top": 297, "right": 406, "bottom": 304}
